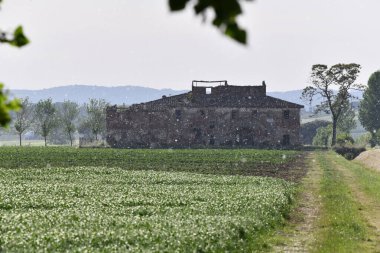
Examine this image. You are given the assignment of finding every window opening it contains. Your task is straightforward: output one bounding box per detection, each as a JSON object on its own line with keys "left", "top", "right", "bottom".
{"left": 283, "top": 110, "right": 290, "bottom": 119}
{"left": 282, "top": 135, "right": 290, "bottom": 145}
{"left": 175, "top": 109, "right": 182, "bottom": 120}
{"left": 209, "top": 135, "right": 215, "bottom": 145}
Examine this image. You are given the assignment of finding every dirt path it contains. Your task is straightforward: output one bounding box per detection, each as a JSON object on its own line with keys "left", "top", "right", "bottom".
{"left": 332, "top": 159, "right": 380, "bottom": 251}
{"left": 274, "top": 152, "right": 322, "bottom": 253}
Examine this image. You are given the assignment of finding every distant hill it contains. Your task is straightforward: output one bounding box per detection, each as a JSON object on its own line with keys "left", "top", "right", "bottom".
{"left": 11, "top": 85, "right": 187, "bottom": 105}
{"left": 10, "top": 85, "right": 363, "bottom": 108}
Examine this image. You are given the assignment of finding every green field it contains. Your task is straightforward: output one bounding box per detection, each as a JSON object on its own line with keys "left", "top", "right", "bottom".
{"left": 0, "top": 147, "right": 301, "bottom": 178}
{"left": 0, "top": 147, "right": 300, "bottom": 252}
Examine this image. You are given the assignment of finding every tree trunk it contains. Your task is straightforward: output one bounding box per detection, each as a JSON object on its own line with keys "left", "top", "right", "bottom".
{"left": 19, "top": 133, "right": 22, "bottom": 146}
{"left": 44, "top": 136, "right": 47, "bottom": 147}
{"left": 332, "top": 119, "right": 337, "bottom": 146}
{"left": 69, "top": 132, "right": 73, "bottom": 147}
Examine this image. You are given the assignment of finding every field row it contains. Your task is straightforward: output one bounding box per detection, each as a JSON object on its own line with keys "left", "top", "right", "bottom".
{"left": 0, "top": 147, "right": 301, "bottom": 177}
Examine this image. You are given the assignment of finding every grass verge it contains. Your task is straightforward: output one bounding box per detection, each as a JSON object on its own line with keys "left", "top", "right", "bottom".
{"left": 313, "top": 152, "right": 369, "bottom": 252}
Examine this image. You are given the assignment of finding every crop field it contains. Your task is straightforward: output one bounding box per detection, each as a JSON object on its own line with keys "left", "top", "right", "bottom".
{"left": 0, "top": 147, "right": 304, "bottom": 180}
{"left": 0, "top": 147, "right": 303, "bottom": 252}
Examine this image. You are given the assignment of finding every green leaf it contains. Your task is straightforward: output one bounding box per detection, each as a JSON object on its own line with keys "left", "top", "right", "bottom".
{"left": 10, "top": 26, "right": 30, "bottom": 47}
{"left": 224, "top": 22, "right": 247, "bottom": 44}
{"left": 169, "top": 0, "right": 190, "bottom": 11}
{"left": 0, "top": 83, "right": 22, "bottom": 127}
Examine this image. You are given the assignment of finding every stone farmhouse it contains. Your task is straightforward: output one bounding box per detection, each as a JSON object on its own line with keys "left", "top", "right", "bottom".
{"left": 106, "top": 81, "right": 304, "bottom": 148}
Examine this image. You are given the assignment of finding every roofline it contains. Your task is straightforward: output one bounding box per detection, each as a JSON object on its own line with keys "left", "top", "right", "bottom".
{"left": 266, "top": 95, "right": 304, "bottom": 108}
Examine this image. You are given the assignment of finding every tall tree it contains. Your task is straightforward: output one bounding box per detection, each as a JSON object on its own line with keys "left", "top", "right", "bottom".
{"left": 34, "top": 98, "right": 57, "bottom": 146}
{"left": 359, "top": 71, "right": 380, "bottom": 147}
{"left": 0, "top": 0, "right": 29, "bottom": 127}
{"left": 85, "top": 99, "right": 108, "bottom": 141}
{"left": 13, "top": 97, "right": 34, "bottom": 146}
{"left": 302, "top": 64, "right": 362, "bottom": 146}
{"left": 60, "top": 100, "right": 80, "bottom": 146}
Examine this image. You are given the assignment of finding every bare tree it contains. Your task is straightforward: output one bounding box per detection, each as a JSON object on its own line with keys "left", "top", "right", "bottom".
{"left": 13, "top": 97, "right": 34, "bottom": 146}
{"left": 60, "top": 100, "right": 79, "bottom": 146}
{"left": 302, "top": 64, "right": 363, "bottom": 145}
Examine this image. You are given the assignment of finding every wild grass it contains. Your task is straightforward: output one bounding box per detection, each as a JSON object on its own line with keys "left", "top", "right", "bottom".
{"left": 313, "top": 152, "right": 368, "bottom": 252}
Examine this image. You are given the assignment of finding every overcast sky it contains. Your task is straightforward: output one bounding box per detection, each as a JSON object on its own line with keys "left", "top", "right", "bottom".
{"left": 1, "top": 0, "right": 380, "bottom": 91}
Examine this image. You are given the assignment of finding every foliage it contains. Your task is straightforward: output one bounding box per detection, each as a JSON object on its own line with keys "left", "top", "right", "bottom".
{"left": 0, "top": 83, "right": 21, "bottom": 127}
{"left": 84, "top": 99, "right": 109, "bottom": 141}
{"left": 359, "top": 71, "right": 380, "bottom": 147}
{"left": 301, "top": 120, "right": 330, "bottom": 145}
{"left": 355, "top": 132, "right": 372, "bottom": 146}
{"left": 312, "top": 124, "right": 332, "bottom": 147}
{"left": 169, "top": 0, "right": 253, "bottom": 44}
{"left": 34, "top": 99, "right": 58, "bottom": 146}
{"left": 59, "top": 100, "right": 80, "bottom": 146}
{"left": 0, "top": 1, "right": 29, "bottom": 126}
{"left": 336, "top": 133, "right": 355, "bottom": 146}
{"left": 334, "top": 146, "right": 366, "bottom": 160}
{"left": 0, "top": 148, "right": 297, "bottom": 251}
{"left": 336, "top": 101, "right": 357, "bottom": 134}
{"left": 302, "top": 64, "right": 362, "bottom": 145}
{"left": 13, "top": 97, "right": 34, "bottom": 146}
{"left": 0, "top": 25, "right": 29, "bottom": 47}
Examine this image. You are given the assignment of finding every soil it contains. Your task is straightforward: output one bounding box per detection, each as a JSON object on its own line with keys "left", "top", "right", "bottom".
{"left": 234, "top": 153, "right": 309, "bottom": 182}
{"left": 354, "top": 149, "right": 380, "bottom": 171}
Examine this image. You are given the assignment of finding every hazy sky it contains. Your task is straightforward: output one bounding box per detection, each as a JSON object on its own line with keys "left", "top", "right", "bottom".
{"left": 1, "top": 0, "right": 380, "bottom": 91}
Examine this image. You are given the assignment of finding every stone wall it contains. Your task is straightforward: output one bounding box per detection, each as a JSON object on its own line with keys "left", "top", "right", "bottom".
{"left": 106, "top": 106, "right": 301, "bottom": 148}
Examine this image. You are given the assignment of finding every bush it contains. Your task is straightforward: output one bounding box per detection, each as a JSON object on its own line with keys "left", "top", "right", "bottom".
{"left": 333, "top": 146, "right": 366, "bottom": 160}
{"left": 336, "top": 133, "right": 355, "bottom": 146}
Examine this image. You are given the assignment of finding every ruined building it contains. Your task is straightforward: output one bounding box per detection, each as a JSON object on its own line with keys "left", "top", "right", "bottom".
{"left": 106, "top": 81, "right": 304, "bottom": 148}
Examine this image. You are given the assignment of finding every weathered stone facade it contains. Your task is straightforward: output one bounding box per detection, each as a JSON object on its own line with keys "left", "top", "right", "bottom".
{"left": 106, "top": 81, "right": 304, "bottom": 148}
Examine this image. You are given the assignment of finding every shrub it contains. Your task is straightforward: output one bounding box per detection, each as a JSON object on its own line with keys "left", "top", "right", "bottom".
{"left": 336, "top": 133, "right": 355, "bottom": 146}
{"left": 333, "top": 146, "right": 366, "bottom": 160}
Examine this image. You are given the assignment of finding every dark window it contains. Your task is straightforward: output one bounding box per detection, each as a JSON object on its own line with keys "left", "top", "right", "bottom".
{"left": 252, "top": 110, "right": 258, "bottom": 117}
{"left": 175, "top": 109, "right": 182, "bottom": 120}
{"left": 209, "top": 124, "right": 215, "bottom": 129}
{"left": 231, "top": 110, "right": 238, "bottom": 120}
{"left": 193, "top": 128, "right": 202, "bottom": 141}
{"left": 283, "top": 110, "right": 290, "bottom": 119}
{"left": 282, "top": 135, "right": 290, "bottom": 145}
{"left": 209, "top": 135, "right": 215, "bottom": 145}
{"left": 200, "top": 110, "right": 205, "bottom": 116}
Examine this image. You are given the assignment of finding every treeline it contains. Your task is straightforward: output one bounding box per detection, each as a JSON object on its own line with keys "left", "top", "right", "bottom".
{"left": 9, "top": 98, "right": 109, "bottom": 146}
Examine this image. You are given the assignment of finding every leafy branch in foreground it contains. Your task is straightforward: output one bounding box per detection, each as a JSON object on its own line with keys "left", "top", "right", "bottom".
{"left": 169, "top": 0, "right": 253, "bottom": 44}
{"left": 0, "top": 0, "right": 30, "bottom": 126}
{"left": 0, "top": 83, "right": 21, "bottom": 127}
